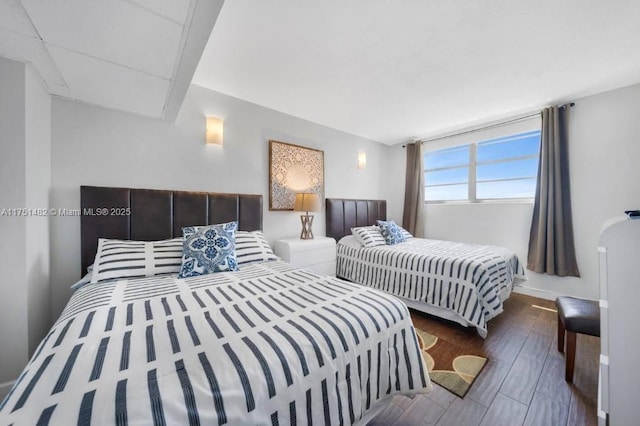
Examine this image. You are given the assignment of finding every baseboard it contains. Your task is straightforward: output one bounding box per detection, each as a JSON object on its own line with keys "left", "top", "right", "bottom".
{"left": 512, "top": 284, "right": 560, "bottom": 301}
{"left": 0, "top": 379, "right": 15, "bottom": 401}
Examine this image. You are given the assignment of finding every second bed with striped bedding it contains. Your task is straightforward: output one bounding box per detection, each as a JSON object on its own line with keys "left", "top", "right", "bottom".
{"left": 337, "top": 238, "right": 527, "bottom": 338}
{"left": 0, "top": 260, "right": 430, "bottom": 425}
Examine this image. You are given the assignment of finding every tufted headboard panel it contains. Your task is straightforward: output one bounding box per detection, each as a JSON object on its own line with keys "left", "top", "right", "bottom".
{"left": 80, "top": 185, "right": 262, "bottom": 274}
{"left": 325, "top": 198, "right": 387, "bottom": 242}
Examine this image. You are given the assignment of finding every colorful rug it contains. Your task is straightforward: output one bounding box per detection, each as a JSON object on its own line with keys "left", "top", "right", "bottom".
{"left": 414, "top": 327, "right": 488, "bottom": 398}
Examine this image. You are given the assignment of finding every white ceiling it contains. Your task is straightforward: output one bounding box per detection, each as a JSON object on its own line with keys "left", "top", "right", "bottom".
{"left": 0, "top": 0, "right": 222, "bottom": 119}
{"left": 193, "top": 0, "right": 640, "bottom": 144}
{"left": 2, "top": 1, "right": 639, "bottom": 143}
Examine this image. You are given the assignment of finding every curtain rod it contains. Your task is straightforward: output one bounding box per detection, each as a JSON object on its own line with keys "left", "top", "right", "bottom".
{"left": 402, "top": 103, "right": 574, "bottom": 147}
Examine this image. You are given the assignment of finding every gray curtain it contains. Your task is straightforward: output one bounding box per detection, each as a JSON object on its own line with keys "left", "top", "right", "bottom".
{"left": 402, "top": 142, "right": 425, "bottom": 237}
{"left": 527, "top": 106, "right": 580, "bottom": 277}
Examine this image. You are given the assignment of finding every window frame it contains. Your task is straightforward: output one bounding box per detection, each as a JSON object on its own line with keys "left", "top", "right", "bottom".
{"left": 423, "top": 120, "right": 541, "bottom": 204}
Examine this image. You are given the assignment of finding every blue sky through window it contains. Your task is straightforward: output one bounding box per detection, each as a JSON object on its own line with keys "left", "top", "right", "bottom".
{"left": 424, "top": 129, "right": 541, "bottom": 201}
{"left": 424, "top": 145, "right": 469, "bottom": 169}
{"left": 426, "top": 167, "right": 468, "bottom": 186}
{"left": 477, "top": 179, "right": 537, "bottom": 199}
{"left": 477, "top": 158, "right": 538, "bottom": 181}
{"left": 477, "top": 131, "right": 540, "bottom": 162}
{"left": 426, "top": 184, "right": 468, "bottom": 201}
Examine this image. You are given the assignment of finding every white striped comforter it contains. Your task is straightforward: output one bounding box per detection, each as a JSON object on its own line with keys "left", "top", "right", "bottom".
{"left": 337, "top": 238, "right": 527, "bottom": 338}
{"left": 0, "top": 261, "right": 430, "bottom": 425}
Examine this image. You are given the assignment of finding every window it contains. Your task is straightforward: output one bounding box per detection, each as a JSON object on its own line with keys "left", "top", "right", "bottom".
{"left": 424, "top": 129, "right": 541, "bottom": 202}
{"left": 424, "top": 145, "right": 469, "bottom": 201}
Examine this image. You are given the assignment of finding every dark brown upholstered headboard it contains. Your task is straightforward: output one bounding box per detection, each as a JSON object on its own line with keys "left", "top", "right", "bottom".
{"left": 80, "top": 186, "right": 263, "bottom": 274}
{"left": 325, "top": 198, "right": 387, "bottom": 241}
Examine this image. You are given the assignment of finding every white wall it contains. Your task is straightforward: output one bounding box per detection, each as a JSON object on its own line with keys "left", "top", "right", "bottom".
{"left": 0, "top": 57, "right": 29, "bottom": 393}
{"left": 0, "top": 58, "right": 51, "bottom": 398}
{"left": 24, "top": 65, "right": 52, "bottom": 354}
{"left": 384, "top": 143, "right": 409, "bottom": 223}
{"left": 413, "top": 82, "right": 640, "bottom": 300}
{"left": 50, "top": 84, "right": 391, "bottom": 319}
{"left": 565, "top": 82, "right": 640, "bottom": 298}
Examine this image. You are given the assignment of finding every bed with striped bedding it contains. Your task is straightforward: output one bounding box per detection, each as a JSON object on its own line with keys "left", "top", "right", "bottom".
{"left": 0, "top": 260, "right": 430, "bottom": 425}
{"left": 337, "top": 238, "right": 527, "bottom": 338}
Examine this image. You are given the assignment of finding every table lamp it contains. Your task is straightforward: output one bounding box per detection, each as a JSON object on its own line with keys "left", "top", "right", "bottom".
{"left": 294, "top": 193, "right": 321, "bottom": 239}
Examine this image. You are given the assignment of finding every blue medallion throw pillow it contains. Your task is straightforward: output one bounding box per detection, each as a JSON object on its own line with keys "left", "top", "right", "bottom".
{"left": 376, "top": 219, "right": 406, "bottom": 245}
{"left": 178, "top": 222, "right": 238, "bottom": 278}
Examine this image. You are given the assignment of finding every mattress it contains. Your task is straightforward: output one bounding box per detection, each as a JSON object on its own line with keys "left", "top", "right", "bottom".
{"left": 337, "top": 238, "right": 527, "bottom": 338}
{"left": 0, "top": 260, "right": 430, "bottom": 425}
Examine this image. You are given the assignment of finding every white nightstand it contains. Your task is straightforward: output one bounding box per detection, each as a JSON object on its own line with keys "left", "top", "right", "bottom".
{"left": 274, "top": 237, "right": 337, "bottom": 276}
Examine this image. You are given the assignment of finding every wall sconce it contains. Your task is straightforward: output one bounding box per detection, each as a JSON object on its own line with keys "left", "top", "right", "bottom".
{"left": 206, "top": 116, "right": 223, "bottom": 145}
{"left": 358, "top": 151, "right": 367, "bottom": 169}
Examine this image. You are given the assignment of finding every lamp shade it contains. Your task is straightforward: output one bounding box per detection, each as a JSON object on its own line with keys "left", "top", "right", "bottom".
{"left": 294, "top": 193, "right": 321, "bottom": 212}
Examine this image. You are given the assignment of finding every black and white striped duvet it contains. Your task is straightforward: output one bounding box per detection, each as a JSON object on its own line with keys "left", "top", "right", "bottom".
{"left": 0, "top": 261, "right": 429, "bottom": 425}
{"left": 337, "top": 238, "right": 526, "bottom": 338}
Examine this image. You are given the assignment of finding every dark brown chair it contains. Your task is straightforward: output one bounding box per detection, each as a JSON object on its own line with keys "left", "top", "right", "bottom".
{"left": 556, "top": 296, "right": 600, "bottom": 382}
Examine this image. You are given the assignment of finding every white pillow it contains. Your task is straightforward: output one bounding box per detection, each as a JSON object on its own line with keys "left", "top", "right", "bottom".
{"left": 338, "top": 235, "right": 363, "bottom": 250}
{"left": 399, "top": 226, "right": 414, "bottom": 239}
{"left": 235, "top": 231, "right": 278, "bottom": 265}
{"left": 351, "top": 226, "right": 386, "bottom": 247}
{"left": 91, "top": 238, "right": 183, "bottom": 283}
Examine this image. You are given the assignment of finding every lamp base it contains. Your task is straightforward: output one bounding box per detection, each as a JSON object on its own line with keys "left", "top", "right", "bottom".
{"left": 300, "top": 214, "right": 315, "bottom": 239}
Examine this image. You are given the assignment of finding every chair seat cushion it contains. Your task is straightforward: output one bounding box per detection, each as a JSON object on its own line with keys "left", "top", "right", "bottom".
{"left": 556, "top": 296, "right": 601, "bottom": 337}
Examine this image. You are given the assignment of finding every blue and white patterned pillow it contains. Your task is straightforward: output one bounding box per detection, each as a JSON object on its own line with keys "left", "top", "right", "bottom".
{"left": 377, "top": 220, "right": 406, "bottom": 245}
{"left": 178, "top": 222, "right": 238, "bottom": 278}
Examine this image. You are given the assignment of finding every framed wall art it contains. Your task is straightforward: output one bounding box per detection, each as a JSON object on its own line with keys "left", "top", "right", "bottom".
{"left": 269, "top": 140, "right": 325, "bottom": 211}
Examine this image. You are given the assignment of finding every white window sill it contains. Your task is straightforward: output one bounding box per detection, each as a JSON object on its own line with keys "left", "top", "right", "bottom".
{"left": 425, "top": 198, "right": 534, "bottom": 205}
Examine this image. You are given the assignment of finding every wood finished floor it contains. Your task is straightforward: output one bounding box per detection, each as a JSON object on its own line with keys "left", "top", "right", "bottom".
{"left": 369, "top": 293, "right": 599, "bottom": 426}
